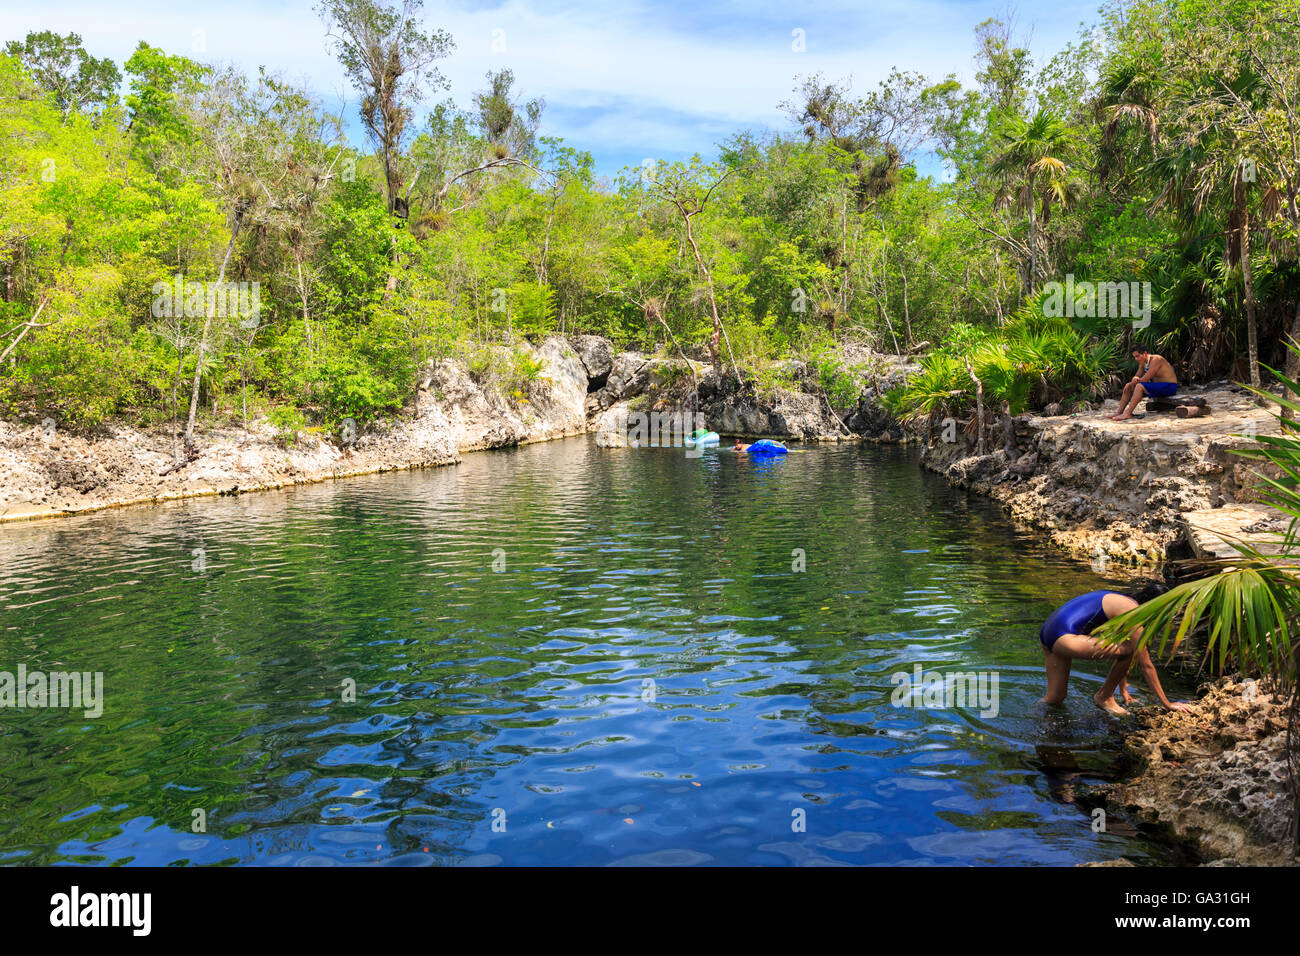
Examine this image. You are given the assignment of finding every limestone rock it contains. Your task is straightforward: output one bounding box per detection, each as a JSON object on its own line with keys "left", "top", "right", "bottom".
{"left": 570, "top": 334, "right": 614, "bottom": 383}
{"left": 1104, "top": 677, "right": 1293, "bottom": 866}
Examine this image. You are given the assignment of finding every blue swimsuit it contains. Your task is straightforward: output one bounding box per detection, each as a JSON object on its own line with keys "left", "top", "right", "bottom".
{"left": 1039, "top": 590, "right": 1118, "bottom": 651}
{"left": 1141, "top": 360, "right": 1178, "bottom": 398}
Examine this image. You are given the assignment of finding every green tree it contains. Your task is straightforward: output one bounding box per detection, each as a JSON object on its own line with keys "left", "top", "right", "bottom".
{"left": 2, "top": 30, "right": 120, "bottom": 121}
{"left": 990, "top": 109, "right": 1080, "bottom": 290}
{"left": 318, "top": 0, "right": 453, "bottom": 217}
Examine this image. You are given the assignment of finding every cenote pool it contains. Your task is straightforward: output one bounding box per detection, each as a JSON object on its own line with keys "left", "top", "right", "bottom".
{"left": 0, "top": 438, "right": 1195, "bottom": 866}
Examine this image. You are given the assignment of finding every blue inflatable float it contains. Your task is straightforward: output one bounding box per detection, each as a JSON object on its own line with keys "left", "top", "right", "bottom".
{"left": 747, "top": 439, "right": 788, "bottom": 456}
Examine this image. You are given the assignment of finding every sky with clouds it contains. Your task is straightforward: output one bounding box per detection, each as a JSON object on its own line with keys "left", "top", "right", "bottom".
{"left": 0, "top": 0, "right": 1104, "bottom": 179}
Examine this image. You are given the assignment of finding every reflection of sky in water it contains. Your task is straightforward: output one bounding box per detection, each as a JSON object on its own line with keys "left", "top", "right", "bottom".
{"left": 0, "top": 438, "right": 1191, "bottom": 865}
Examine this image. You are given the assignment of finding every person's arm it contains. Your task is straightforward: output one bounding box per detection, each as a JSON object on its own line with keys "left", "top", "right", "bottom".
{"left": 1137, "top": 357, "right": 1159, "bottom": 383}
{"left": 1133, "top": 647, "right": 1191, "bottom": 711}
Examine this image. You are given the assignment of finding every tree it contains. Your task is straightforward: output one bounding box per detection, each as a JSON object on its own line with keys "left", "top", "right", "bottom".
{"left": 2, "top": 30, "right": 120, "bottom": 121}
{"left": 973, "top": 16, "right": 1033, "bottom": 118}
{"left": 647, "top": 158, "right": 738, "bottom": 373}
{"left": 473, "top": 69, "right": 544, "bottom": 162}
{"left": 1186, "top": 0, "right": 1300, "bottom": 406}
{"left": 179, "top": 68, "right": 341, "bottom": 453}
{"left": 318, "top": 0, "right": 453, "bottom": 218}
{"left": 123, "top": 42, "right": 210, "bottom": 176}
{"left": 990, "top": 109, "right": 1079, "bottom": 290}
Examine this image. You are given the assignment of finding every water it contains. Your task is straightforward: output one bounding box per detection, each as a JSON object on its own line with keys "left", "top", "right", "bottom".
{"left": 0, "top": 438, "right": 1192, "bottom": 866}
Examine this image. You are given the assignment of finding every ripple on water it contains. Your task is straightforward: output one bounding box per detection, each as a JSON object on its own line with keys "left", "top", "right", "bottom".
{"left": 0, "top": 438, "right": 1191, "bottom": 865}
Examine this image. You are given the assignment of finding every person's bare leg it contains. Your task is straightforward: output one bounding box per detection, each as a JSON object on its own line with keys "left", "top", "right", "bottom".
{"left": 1115, "top": 383, "right": 1145, "bottom": 421}
{"left": 1110, "top": 383, "right": 1134, "bottom": 419}
{"left": 1114, "top": 386, "right": 1135, "bottom": 420}
{"left": 1118, "top": 674, "right": 1135, "bottom": 706}
{"left": 1095, "top": 655, "right": 1135, "bottom": 714}
{"left": 1042, "top": 650, "right": 1072, "bottom": 704}
{"left": 1050, "top": 634, "right": 1134, "bottom": 714}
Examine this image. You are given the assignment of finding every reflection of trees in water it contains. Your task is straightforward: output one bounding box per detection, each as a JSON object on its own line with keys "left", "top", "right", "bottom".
{"left": 0, "top": 437, "right": 1170, "bottom": 864}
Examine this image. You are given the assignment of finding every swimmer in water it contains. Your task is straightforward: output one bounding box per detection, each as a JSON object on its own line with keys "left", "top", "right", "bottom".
{"left": 732, "top": 439, "right": 750, "bottom": 453}
{"left": 1039, "top": 583, "right": 1192, "bottom": 715}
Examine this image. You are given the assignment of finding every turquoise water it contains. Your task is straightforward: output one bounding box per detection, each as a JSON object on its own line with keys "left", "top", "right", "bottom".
{"left": 0, "top": 438, "right": 1190, "bottom": 865}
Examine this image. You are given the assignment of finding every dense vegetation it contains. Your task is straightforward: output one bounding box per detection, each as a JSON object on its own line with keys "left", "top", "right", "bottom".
{"left": 3, "top": 0, "right": 1300, "bottom": 451}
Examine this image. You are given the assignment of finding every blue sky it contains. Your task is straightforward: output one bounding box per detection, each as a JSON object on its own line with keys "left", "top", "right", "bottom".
{"left": 0, "top": 0, "right": 1104, "bottom": 180}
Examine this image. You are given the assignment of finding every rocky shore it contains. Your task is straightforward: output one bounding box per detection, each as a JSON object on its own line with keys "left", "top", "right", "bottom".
{"left": 0, "top": 334, "right": 910, "bottom": 523}
{"left": 912, "top": 385, "right": 1297, "bottom": 866}
{"left": 0, "top": 336, "right": 587, "bottom": 523}
{"left": 576, "top": 336, "right": 915, "bottom": 447}
{"left": 920, "top": 384, "right": 1284, "bottom": 567}
{"left": 1104, "top": 677, "right": 1295, "bottom": 866}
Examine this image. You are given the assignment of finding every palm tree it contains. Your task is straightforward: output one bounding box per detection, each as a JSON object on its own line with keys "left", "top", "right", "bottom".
{"left": 1095, "top": 53, "right": 1162, "bottom": 192}
{"left": 1146, "top": 134, "right": 1263, "bottom": 390}
{"left": 1095, "top": 47, "right": 1264, "bottom": 389}
{"left": 990, "top": 109, "right": 1079, "bottom": 291}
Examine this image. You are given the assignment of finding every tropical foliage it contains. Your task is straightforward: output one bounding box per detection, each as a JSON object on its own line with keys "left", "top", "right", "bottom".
{"left": 3, "top": 0, "right": 1300, "bottom": 447}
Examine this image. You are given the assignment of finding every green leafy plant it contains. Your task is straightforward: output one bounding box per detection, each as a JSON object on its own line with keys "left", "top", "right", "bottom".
{"left": 313, "top": 354, "right": 403, "bottom": 431}
{"left": 264, "top": 404, "right": 306, "bottom": 448}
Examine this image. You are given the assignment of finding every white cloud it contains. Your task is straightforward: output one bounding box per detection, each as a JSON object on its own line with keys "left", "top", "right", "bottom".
{"left": 0, "top": 0, "right": 1099, "bottom": 169}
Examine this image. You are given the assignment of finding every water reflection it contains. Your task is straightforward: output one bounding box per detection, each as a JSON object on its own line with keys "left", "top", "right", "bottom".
{"left": 0, "top": 438, "right": 1191, "bottom": 865}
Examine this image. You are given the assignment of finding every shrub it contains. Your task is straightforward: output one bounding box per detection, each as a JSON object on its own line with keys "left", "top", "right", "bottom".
{"left": 893, "top": 314, "right": 1117, "bottom": 419}
{"left": 313, "top": 354, "right": 403, "bottom": 431}
{"left": 264, "top": 405, "right": 306, "bottom": 447}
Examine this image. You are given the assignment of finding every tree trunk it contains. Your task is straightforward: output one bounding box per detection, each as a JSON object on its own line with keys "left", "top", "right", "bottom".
{"left": 171, "top": 348, "right": 185, "bottom": 463}
{"left": 876, "top": 246, "right": 901, "bottom": 354}
{"left": 184, "top": 214, "right": 243, "bottom": 453}
{"left": 1287, "top": 191, "right": 1300, "bottom": 422}
{"left": 840, "top": 191, "right": 849, "bottom": 315}
{"left": 1238, "top": 179, "right": 1261, "bottom": 392}
{"left": 0, "top": 297, "right": 48, "bottom": 366}
{"left": 900, "top": 260, "right": 912, "bottom": 349}
{"left": 1026, "top": 171, "right": 1037, "bottom": 291}
{"left": 965, "top": 358, "right": 986, "bottom": 456}
{"left": 993, "top": 252, "right": 1005, "bottom": 325}
{"left": 682, "top": 212, "right": 723, "bottom": 373}
{"left": 1242, "top": 245, "right": 1261, "bottom": 392}
{"left": 1288, "top": 298, "right": 1300, "bottom": 424}
{"left": 295, "top": 248, "right": 312, "bottom": 353}
{"left": 1001, "top": 400, "right": 1018, "bottom": 460}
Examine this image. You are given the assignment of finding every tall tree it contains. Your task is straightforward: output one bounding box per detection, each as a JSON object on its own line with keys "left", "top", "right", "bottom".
{"left": 318, "top": 0, "right": 453, "bottom": 218}
{"left": 647, "top": 159, "right": 737, "bottom": 373}
{"left": 2, "top": 30, "right": 120, "bottom": 121}
{"left": 990, "top": 109, "right": 1079, "bottom": 290}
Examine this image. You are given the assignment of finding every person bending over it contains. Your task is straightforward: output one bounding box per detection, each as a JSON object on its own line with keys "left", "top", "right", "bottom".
{"left": 1111, "top": 346, "right": 1178, "bottom": 421}
{"left": 1040, "top": 584, "right": 1191, "bottom": 715}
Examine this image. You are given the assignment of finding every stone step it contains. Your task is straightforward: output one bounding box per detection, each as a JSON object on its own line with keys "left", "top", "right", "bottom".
{"left": 1181, "top": 504, "right": 1293, "bottom": 560}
